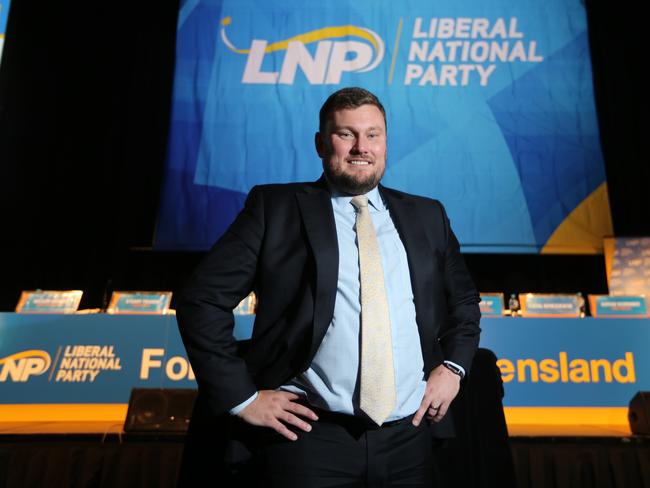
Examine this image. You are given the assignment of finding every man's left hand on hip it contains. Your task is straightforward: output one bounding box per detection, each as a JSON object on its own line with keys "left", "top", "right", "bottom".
{"left": 412, "top": 364, "right": 461, "bottom": 426}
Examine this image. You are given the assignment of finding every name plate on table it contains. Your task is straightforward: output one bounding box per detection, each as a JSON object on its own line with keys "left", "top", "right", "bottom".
{"left": 107, "top": 292, "right": 172, "bottom": 315}
{"left": 589, "top": 295, "right": 648, "bottom": 318}
{"left": 519, "top": 293, "right": 581, "bottom": 318}
{"left": 15, "top": 290, "right": 83, "bottom": 314}
{"left": 479, "top": 293, "right": 505, "bottom": 316}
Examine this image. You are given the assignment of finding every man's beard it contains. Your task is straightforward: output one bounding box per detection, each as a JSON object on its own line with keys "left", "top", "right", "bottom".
{"left": 323, "top": 163, "right": 384, "bottom": 196}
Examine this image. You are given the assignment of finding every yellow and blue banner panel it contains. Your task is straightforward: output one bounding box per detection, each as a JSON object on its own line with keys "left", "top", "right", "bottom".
{"left": 1, "top": 314, "right": 648, "bottom": 414}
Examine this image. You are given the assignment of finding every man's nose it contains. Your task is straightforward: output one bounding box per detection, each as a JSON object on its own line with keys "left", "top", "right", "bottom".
{"left": 351, "top": 135, "right": 369, "bottom": 154}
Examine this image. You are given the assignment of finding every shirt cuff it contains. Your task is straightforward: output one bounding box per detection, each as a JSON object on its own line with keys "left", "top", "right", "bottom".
{"left": 229, "top": 392, "right": 259, "bottom": 415}
{"left": 443, "top": 360, "right": 466, "bottom": 378}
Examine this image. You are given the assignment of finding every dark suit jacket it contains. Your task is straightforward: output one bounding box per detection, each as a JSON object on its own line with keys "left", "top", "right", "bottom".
{"left": 176, "top": 176, "right": 481, "bottom": 441}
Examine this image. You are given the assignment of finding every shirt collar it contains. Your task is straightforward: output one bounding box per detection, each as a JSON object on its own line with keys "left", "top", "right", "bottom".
{"left": 328, "top": 182, "right": 384, "bottom": 213}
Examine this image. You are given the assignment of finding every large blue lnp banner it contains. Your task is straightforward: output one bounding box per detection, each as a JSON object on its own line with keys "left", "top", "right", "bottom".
{"left": 156, "top": 0, "right": 612, "bottom": 253}
{"left": 0, "top": 0, "right": 11, "bottom": 66}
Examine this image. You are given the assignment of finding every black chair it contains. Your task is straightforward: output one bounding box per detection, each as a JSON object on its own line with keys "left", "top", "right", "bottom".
{"left": 433, "top": 347, "right": 518, "bottom": 488}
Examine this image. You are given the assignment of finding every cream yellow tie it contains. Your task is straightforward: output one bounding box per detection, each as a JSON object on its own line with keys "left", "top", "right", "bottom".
{"left": 351, "top": 195, "right": 396, "bottom": 426}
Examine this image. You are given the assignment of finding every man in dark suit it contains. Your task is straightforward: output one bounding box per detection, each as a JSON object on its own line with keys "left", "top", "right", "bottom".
{"left": 177, "top": 87, "right": 481, "bottom": 487}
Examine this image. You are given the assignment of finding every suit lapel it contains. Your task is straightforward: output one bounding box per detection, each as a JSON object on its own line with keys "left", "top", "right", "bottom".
{"left": 296, "top": 179, "right": 339, "bottom": 362}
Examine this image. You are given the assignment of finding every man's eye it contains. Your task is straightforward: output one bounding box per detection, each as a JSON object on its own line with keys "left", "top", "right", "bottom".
{"left": 339, "top": 132, "right": 353, "bottom": 138}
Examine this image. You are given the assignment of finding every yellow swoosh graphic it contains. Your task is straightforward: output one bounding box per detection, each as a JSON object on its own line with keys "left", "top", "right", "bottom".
{"left": 221, "top": 17, "right": 379, "bottom": 54}
{"left": 0, "top": 350, "right": 51, "bottom": 371}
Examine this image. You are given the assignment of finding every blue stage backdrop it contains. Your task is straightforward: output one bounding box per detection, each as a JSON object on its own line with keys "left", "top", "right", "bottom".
{"left": 0, "top": 0, "right": 11, "bottom": 66}
{"left": 156, "top": 0, "right": 612, "bottom": 254}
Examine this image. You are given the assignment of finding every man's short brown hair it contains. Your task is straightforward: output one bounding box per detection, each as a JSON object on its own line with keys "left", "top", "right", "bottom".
{"left": 319, "top": 87, "right": 387, "bottom": 133}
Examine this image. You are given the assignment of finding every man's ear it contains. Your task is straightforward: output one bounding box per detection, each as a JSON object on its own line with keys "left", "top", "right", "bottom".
{"left": 315, "top": 132, "right": 325, "bottom": 158}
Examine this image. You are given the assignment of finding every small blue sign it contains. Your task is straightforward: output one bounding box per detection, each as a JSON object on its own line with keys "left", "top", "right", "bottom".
{"left": 590, "top": 295, "right": 648, "bottom": 317}
{"left": 16, "top": 291, "right": 83, "bottom": 314}
{"left": 479, "top": 293, "right": 505, "bottom": 316}
{"left": 521, "top": 293, "right": 581, "bottom": 317}
{"left": 108, "top": 292, "right": 172, "bottom": 314}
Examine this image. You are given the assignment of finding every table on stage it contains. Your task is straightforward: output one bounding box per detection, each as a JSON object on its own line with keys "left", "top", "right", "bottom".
{"left": 1, "top": 312, "right": 649, "bottom": 436}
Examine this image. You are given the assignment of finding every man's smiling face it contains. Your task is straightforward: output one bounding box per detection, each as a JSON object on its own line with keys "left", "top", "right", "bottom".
{"left": 316, "top": 104, "right": 387, "bottom": 195}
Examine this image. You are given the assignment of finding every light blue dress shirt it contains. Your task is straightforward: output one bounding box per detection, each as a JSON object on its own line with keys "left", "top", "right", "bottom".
{"left": 230, "top": 185, "right": 463, "bottom": 418}
{"left": 279, "top": 186, "right": 426, "bottom": 421}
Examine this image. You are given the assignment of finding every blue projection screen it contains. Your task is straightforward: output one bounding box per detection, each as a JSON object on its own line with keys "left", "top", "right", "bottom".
{"left": 155, "top": 0, "right": 612, "bottom": 253}
{"left": 0, "top": 0, "right": 11, "bottom": 66}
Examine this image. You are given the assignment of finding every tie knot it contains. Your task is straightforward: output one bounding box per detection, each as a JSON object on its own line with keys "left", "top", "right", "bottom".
{"left": 351, "top": 195, "right": 369, "bottom": 211}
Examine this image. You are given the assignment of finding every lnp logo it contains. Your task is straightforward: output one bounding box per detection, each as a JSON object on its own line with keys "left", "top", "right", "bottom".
{"left": 220, "top": 17, "right": 384, "bottom": 84}
{"left": 0, "top": 350, "right": 51, "bottom": 382}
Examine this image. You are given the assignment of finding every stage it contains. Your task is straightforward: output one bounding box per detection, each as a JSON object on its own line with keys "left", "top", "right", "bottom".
{"left": 0, "top": 427, "right": 648, "bottom": 488}
{"left": 1, "top": 313, "right": 649, "bottom": 486}
{"left": 0, "top": 405, "right": 634, "bottom": 437}
{"left": 1, "top": 380, "right": 648, "bottom": 487}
